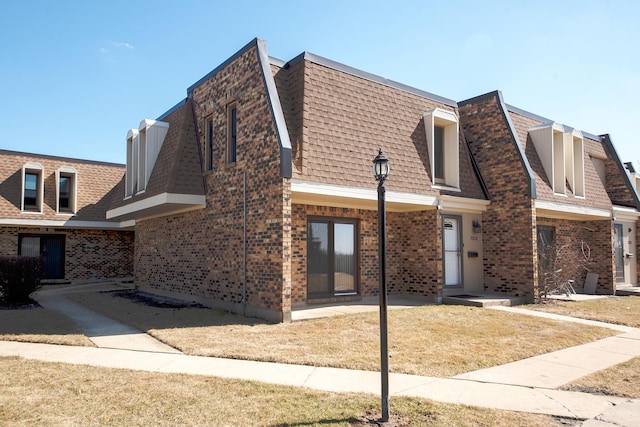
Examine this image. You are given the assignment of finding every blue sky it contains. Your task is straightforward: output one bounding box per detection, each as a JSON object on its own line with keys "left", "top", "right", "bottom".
{"left": 1, "top": 1, "right": 638, "bottom": 165}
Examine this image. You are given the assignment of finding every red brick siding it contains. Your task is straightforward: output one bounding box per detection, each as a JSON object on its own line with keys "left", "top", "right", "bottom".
{"left": 459, "top": 94, "right": 536, "bottom": 301}
{"left": 135, "top": 44, "right": 291, "bottom": 322}
{"left": 291, "top": 204, "right": 442, "bottom": 303}
{"left": 0, "top": 226, "right": 133, "bottom": 281}
{"left": 536, "top": 217, "right": 614, "bottom": 293}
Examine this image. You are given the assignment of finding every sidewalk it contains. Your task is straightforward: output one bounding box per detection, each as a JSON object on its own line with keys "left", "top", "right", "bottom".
{"left": 3, "top": 284, "right": 639, "bottom": 425}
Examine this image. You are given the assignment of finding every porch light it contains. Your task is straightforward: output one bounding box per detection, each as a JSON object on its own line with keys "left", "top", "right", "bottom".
{"left": 372, "top": 148, "right": 390, "bottom": 422}
{"left": 372, "top": 148, "right": 390, "bottom": 183}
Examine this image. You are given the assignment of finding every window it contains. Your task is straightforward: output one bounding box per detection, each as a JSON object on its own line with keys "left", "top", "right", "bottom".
{"left": 19, "top": 234, "right": 65, "bottom": 279}
{"left": 537, "top": 225, "right": 555, "bottom": 274}
{"left": 125, "top": 129, "right": 139, "bottom": 197}
{"left": 307, "top": 219, "right": 357, "bottom": 297}
{"left": 565, "top": 129, "right": 585, "bottom": 197}
{"left": 21, "top": 163, "right": 44, "bottom": 212}
{"left": 124, "top": 119, "right": 169, "bottom": 198}
{"left": 529, "top": 123, "right": 586, "bottom": 197}
{"left": 56, "top": 166, "right": 77, "bottom": 214}
{"left": 205, "top": 115, "right": 214, "bottom": 170}
{"left": 227, "top": 103, "right": 237, "bottom": 164}
{"left": 434, "top": 126, "right": 444, "bottom": 181}
{"left": 423, "top": 108, "right": 459, "bottom": 188}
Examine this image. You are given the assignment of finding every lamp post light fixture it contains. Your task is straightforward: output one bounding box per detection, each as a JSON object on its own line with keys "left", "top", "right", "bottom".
{"left": 372, "top": 148, "right": 390, "bottom": 422}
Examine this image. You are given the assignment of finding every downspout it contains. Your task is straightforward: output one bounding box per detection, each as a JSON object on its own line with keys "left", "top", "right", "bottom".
{"left": 243, "top": 171, "right": 247, "bottom": 314}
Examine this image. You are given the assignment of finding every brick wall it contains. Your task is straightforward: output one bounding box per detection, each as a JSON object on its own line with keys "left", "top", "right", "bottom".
{"left": 536, "top": 217, "right": 613, "bottom": 293}
{"left": 459, "top": 93, "right": 537, "bottom": 301}
{"left": 388, "top": 209, "right": 441, "bottom": 299}
{"left": 135, "top": 43, "right": 292, "bottom": 322}
{"left": 0, "top": 226, "right": 133, "bottom": 281}
{"left": 291, "top": 204, "right": 443, "bottom": 303}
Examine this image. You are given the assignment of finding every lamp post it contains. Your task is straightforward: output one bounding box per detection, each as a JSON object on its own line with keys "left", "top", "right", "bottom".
{"left": 372, "top": 148, "right": 390, "bottom": 422}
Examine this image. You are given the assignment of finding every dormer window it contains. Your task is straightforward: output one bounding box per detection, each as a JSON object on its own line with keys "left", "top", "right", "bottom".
{"left": 565, "top": 129, "right": 585, "bottom": 197}
{"left": 529, "top": 122, "right": 585, "bottom": 197}
{"left": 126, "top": 129, "right": 139, "bottom": 198}
{"left": 56, "top": 166, "right": 77, "bottom": 214}
{"left": 124, "top": 119, "right": 169, "bottom": 198}
{"left": 21, "top": 162, "right": 44, "bottom": 213}
{"left": 424, "top": 108, "right": 459, "bottom": 188}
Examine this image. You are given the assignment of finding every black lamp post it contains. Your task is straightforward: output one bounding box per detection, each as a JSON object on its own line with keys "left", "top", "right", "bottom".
{"left": 372, "top": 148, "right": 390, "bottom": 422}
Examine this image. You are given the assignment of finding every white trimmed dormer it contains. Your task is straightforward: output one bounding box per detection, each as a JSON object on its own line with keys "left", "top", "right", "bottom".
{"left": 529, "top": 122, "right": 585, "bottom": 197}
{"left": 423, "top": 108, "right": 459, "bottom": 189}
{"left": 124, "top": 119, "right": 169, "bottom": 198}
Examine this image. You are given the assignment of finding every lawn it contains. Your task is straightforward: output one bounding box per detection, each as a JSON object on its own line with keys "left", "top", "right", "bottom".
{"left": 526, "top": 295, "right": 640, "bottom": 327}
{"left": 66, "top": 289, "right": 615, "bottom": 377}
{"left": 0, "top": 356, "right": 563, "bottom": 427}
{"left": 0, "top": 305, "right": 93, "bottom": 347}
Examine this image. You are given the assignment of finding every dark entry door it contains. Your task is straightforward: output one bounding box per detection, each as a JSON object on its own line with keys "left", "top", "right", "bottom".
{"left": 19, "top": 234, "right": 65, "bottom": 279}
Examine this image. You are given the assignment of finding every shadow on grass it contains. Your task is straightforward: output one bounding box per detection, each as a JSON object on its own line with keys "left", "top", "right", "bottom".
{"left": 73, "top": 289, "right": 272, "bottom": 331}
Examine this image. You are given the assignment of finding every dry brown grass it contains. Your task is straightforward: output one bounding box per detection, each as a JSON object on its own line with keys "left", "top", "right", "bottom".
{"left": 68, "top": 290, "right": 615, "bottom": 377}
{"left": 526, "top": 296, "right": 640, "bottom": 327}
{"left": 0, "top": 356, "right": 563, "bottom": 427}
{"left": 0, "top": 305, "right": 93, "bottom": 347}
{"left": 562, "top": 357, "right": 640, "bottom": 399}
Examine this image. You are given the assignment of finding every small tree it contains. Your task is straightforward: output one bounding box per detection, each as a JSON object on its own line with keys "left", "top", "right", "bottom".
{"left": 0, "top": 256, "right": 43, "bottom": 305}
{"left": 537, "top": 239, "right": 591, "bottom": 301}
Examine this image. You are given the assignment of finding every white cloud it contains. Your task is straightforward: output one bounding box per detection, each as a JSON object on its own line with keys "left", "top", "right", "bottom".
{"left": 111, "top": 41, "right": 134, "bottom": 49}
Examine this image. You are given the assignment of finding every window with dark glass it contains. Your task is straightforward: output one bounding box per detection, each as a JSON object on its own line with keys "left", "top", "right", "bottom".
{"left": 434, "top": 125, "right": 444, "bottom": 181}
{"left": 227, "top": 104, "right": 237, "bottom": 164}
{"left": 307, "top": 219, "right": 357, "bottom": 297}
{"left": 24, "top": 173, "right": 38, "bottom": 209}
{"left": 205, "top": 116, "right": 214, "bottom": 170}
{"left": 59, "top": 176, "right": 70, "bottom": 210}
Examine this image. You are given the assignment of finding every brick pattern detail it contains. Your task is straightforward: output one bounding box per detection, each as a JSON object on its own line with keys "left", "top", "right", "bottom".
{"left": 291, "top": 204, "right": 443, "bottom": 303}
{"left": 536, "top": 217, "right": 614, "bottom": 293}
{"left": 134, "top": 44, "right": 292, "bottom": 322}
{"left": 459, "top": 94, "right": 536, "bottom": 301}
{"left": 0, "top": 226, "right": 133, "bottom": 281}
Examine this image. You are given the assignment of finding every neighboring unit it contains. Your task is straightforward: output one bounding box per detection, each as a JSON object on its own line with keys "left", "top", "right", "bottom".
{"left": 0, "top": 150, "right": 134, "bottom": 281}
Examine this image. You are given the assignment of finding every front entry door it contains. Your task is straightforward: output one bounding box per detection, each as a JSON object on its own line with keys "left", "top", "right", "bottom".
{"left": 18, "top": 234, "right": 65, "bottom": 279}
{"left": 443, "top": 216, "right": 462, "bottom": 287}
{"left": 614, "top": 224, "right": 625, "bottom": 283}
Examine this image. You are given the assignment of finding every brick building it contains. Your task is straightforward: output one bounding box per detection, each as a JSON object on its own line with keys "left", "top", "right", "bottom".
{"left": 4, "top": 38, "right": 638, "bottom": 321}
{"left": 0, "top": 150, "right": 134, "bottom": 281}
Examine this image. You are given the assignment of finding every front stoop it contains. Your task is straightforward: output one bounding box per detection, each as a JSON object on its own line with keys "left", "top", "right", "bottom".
{"left": 616, "top": 285, "right": 640, "bottom": 296}
{"left": 443, "top": 293, "right": 526, "bottom": 307}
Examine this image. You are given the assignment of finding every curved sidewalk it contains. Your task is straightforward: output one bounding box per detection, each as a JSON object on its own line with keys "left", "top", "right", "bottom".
{"left": 3, "top": 285, "right": 639, "bottom": 424}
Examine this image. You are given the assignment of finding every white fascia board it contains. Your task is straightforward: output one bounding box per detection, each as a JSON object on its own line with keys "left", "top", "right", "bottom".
{"left": 0, "top": 218, "right": 131, "bottom": 230}
{"left": 106, "top": 192, "right": 206, "bottom": 220}
{"left": 439, "top": 195, "right": 490, "bottom": 213}
{"left": 613, "top": 205, "right": 640, "bottom": 221}
{"left": 535, "top": 199, "right": 611, "bottom": 219}
{"left": 292, "top": 179, "right": 437, "bottom": 210}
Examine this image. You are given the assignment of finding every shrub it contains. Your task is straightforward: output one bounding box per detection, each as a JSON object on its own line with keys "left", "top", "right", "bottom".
{"left": 0, "top": 256, "right": 43, "bottom": 305}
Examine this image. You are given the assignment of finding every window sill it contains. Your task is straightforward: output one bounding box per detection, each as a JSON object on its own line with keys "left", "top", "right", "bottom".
{"left": 21, "top": 210, "right": 43, "bottom": 215}
{"left": 432, "top": 184, "right": 461, "bottom": 192}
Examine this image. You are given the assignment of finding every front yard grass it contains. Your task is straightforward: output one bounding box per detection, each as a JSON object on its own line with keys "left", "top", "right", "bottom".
{"left": 562, "top": 356, "right": 640, "bottom": 399}
{"left": 525, "top": 295, "right": 640, "bottom": 327}
{"left": 0, "top": 356, "right": 563, "bottom": 427}
{"left": 68, "top": 290, "right": 615, "bottom": 378}
{"left": 0, "top": 305, "right": 93, "bottom": 347}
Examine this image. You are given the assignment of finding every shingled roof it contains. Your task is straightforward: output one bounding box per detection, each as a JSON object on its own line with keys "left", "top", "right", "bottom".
{"left": 107, "top": 98, "right": 205, "bottom": 221}
{"left": 272, "top": 53, "right": 487, "bottom": 203}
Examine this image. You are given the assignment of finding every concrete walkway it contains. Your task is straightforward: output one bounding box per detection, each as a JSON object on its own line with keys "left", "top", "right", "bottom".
{"left": 3, "top": 285, "right": 639, "bottom": 425}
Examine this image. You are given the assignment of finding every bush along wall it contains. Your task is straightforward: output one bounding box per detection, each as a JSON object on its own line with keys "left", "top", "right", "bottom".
{"left": 0, "top": 256, "right": 43, "bottom": 305}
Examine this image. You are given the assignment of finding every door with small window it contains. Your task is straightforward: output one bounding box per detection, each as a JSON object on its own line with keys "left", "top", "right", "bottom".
{"left": 443, "top": 216, "right": 462, "bottom": 287}
{"left": 18, "top": 234, "right": 65, "bottom": 279}
{"left": 614, "top": 224, "right": 625, "bottom": 283}
{"left": 307, "top": 219, "right": 357, "bottom": 298}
